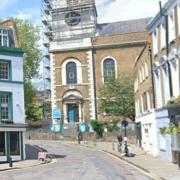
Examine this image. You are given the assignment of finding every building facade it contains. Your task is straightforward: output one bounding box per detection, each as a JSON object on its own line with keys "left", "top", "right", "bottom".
{"left": 135, "top": 0, "right": 180, "bottom": 161}
{"left": 0, "top": 20, "right": 26, "bottom": 162}
{"left": 42, "top": 0, "right": 149, "bottom": 126}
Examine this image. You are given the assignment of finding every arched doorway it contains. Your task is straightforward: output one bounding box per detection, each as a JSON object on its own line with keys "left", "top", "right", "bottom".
{"left": 62, "top": 91, "right": 83, "bottom": 124}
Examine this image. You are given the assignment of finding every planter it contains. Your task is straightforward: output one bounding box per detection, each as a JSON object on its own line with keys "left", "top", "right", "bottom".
{"left": 79, "top": 124, "right": 89, "bottom": 133}
{"left": 171, "top": 133, "right": 180, "bottom": 151}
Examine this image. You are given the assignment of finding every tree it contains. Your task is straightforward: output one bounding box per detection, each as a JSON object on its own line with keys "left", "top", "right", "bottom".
{"left": 15, "top": 18, "right": 41, "bottom": 81}
{"left": 14, "top": 19, "right": 42, "bottom": 122}
{"left": 90, "top": 120, "right": 105, "bottom": 138}
{"left": 24, "top": 81, "right": 36, "bottom": 109}
{"left": 99, "top": 75, "right": 135, "bottom": 121}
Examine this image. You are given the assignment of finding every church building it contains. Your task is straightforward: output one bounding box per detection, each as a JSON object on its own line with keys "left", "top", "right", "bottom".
{"left": 42, "top": 0, "right": 150, "bottom": 125}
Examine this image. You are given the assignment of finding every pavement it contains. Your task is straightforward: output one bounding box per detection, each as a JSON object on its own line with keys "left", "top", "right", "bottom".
{"left": 0, "top": 159, "right": 48, "bottom": 172}
{"left": 0, "top": 143, "right": 52, "bottom": 172}
{"left": 69, "top": 140, "right": 180, "bottom": 180}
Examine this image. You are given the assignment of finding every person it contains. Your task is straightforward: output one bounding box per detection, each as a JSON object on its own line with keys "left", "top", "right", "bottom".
{"left": 77, "top": 124, "right": 82, "bottom": 144}
{"left": 117, "top": 133, "right": 123, "bottom": 152}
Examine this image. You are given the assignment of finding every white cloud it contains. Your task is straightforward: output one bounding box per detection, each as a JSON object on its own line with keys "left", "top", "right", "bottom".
{"left": 96, "top": 0, "right": 168, "bottom": 23}
{"left": 14, "top": 8, "right": 41, "bottom": 25}
{"left": 0, "top": 0, "right": 19, "bottom": 12}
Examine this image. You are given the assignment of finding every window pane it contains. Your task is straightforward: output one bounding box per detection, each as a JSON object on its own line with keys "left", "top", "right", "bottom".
{"left": 0, "top": 94, "right": 9, "bottom": 120}
{"left": 66, "top": 62, "right": 77, "bottom": 84}
{"left": 10, "top": 132, "right": 20, "bottom": 156}
{"left": 0, "top": 61, "right": 9, "bottom": 80}
{"left": 3, "top": 36, "right": 8, "bottom": 46}
{"left": 3, "top": 30, "right": 8, "bottom": 34}
{"left": 103, "top": 59, "right": 115, "bottom": 82}
{"left": 0, "top": 132, "right": 5, "bottom": 156}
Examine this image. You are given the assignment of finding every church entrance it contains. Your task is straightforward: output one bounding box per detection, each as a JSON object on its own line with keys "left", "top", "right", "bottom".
{"left": 67, "top": 104, "right": 79, "bottom": 123}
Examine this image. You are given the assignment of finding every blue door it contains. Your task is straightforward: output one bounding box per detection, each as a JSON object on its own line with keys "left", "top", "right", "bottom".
{"left": 67, "top": 104, "right": 79, "bottom": 123}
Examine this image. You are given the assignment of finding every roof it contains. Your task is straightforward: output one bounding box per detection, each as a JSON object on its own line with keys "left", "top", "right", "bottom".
{"left": 0, "top": 46, "right": 24, "bottom": 57}
{"left": 96, "top": 18, "right": 151, "bottom": 37}
{"left": 0, "top": 19, "right": 19, "bottom": 48}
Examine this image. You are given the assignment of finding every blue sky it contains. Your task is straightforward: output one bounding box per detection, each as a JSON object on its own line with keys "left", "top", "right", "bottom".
{"left": 0, "top": 0, "right": 41, "bottom": 24}
{"left": 0, "top": 0, "right": 168, "bottom": 25}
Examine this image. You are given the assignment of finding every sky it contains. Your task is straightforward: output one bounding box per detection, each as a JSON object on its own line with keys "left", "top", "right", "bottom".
{"left": 0, "top": 0, "right": 168, "bottom": 89}
{"left": 0, "top": 0, "right": 168, "bottom": 25}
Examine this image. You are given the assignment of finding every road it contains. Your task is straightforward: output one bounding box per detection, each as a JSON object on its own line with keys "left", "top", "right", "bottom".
{"left": 0, "top": 141, "right": 152, "bottom": 180}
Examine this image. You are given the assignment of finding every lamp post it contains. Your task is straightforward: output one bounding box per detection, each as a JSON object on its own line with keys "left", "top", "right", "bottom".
{"left": 121, "top": 119, "right": 129, "bottom": 156}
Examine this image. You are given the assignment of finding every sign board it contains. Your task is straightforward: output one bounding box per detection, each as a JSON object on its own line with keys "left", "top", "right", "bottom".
{"left": 38, "top": 152, "right": 47, "bottom": 160}
{"left": 51, "top": 124, "right": 61, "bottom": 132}
{"left": 52, "top": 108, "right": 61, "bottom": 119}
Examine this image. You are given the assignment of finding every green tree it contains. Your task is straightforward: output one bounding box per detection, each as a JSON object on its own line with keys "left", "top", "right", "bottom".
{"left": 99, "top": 75, "right": 135, "bottom": 121}
{"left": 14, "top": 19, "right": 41, "bottom": 121}
{"left": 24, "top": 81, "right": 36, "bottom": 109}
{"left": 90, "top": 120, "right": 105, "bottom": 138}
{"left": 106, "top": 120, "right": 119, "bottom": 133}
{"left": 15, "top": 18, "right": 41, "bottom": 80}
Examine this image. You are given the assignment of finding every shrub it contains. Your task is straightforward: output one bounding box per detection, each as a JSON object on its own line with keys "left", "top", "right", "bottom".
{"left": 106, "top": 120, "right": 119, "bottom": 133}
{"left": 160, "top": 125, "right": 180, "bottom": 134}
{"left": 90, "top": 120, "right": 105, "bottom": 138}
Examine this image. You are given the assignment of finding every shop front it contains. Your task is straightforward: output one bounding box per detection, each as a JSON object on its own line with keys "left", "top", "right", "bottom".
{"left": 0, "top": 125, "right": 26, "bottom": 162}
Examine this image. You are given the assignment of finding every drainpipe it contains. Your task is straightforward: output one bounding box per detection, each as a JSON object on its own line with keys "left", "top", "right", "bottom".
{"left": 92, "top": 48, "right": 98, "bottom": 120}
{"left": 149, "top": 46, "right": 156, "bottom": 108}
{"left": 159, "top": 1, "right": 173, "bottom": 97}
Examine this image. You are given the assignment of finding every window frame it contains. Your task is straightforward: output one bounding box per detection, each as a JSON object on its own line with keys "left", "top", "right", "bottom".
{"left": 0, "top": 92, "right": 13, "bottom": 122}
{"left": 168, "top": 9, "right": 176, "bottom": 43}
{"left": 0, "top": 132, "right": 5, "bottom": 156}
{"left": 0, "top": 29, "right": 9, "bottom": 47}
{"left": 178, "top": 5, "right": 180, "bottom": 36}
{"left": 103, "top": 58, "right": 116, "bottom": 83}
{"left": 10, "top": 132, "right": 20, "bottom": 156}
{"left": 0, "top": 60, "right": 11, "bottom": 81}
{"left": 66, "top": 61, "right": 77, "bottom": 84}
{"left": 152, "top": 28, "right": 158, "bottom": 56}
{"left": 160, "top": 23, "right": 166, "bottom": 49}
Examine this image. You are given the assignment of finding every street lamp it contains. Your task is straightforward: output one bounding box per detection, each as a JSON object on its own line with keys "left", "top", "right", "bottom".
{"left": 121, "top": 119, "right": 129, "bottom": 156}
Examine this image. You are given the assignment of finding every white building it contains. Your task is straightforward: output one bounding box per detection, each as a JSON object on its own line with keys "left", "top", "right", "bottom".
{"left": 135, "top": 0, "right": 180, "bottom": 161}
{"left": 0, "top": 20, "right": 26, "bottom": 162}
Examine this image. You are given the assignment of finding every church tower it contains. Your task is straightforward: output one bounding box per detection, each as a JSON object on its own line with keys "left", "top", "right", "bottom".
{"left": 42, "top": 0, "right": 97, "bottom": 51}
{"left": 42, "top": 0, "right": 98, "bottom": 127}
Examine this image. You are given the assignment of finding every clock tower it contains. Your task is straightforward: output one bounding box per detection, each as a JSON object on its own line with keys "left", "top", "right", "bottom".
{"left": 43, "top": 0, "right": 97, "bottom": 51}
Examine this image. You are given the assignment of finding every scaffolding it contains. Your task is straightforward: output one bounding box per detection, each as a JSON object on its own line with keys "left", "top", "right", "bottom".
{"left": 41, "top": 0, "right": 97, "bottom": 42}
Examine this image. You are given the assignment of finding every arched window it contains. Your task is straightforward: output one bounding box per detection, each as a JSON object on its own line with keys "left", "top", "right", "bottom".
{"left": 103, "top": 58, "right": 115, "bottom": 82}
{"left": 66, "top": 62, "right": 77, "bottom": 84}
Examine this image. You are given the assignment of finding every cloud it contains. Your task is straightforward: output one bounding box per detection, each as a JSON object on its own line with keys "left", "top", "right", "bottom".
{"left": 14, "top": 8, "right": 41, "bottom": 25}
{"left": 96, "top": 0, "right": 168, "bottom": 23}
{"left": 0, "top": 0, "right": 19, "bottom": 12}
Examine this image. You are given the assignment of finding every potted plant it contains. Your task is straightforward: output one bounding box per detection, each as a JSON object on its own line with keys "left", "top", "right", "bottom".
{"left": 160, "top": 125, "right": 180, "bottom": 151}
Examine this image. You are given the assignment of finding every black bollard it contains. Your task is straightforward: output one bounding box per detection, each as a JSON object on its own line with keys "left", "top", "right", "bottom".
{"left": 8, "top": 157, "right": 13, "bottom": 167}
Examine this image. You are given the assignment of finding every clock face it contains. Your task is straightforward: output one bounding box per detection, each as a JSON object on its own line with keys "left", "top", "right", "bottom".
{"left": 65, "top": 11, "right": 81, "bottom": 26}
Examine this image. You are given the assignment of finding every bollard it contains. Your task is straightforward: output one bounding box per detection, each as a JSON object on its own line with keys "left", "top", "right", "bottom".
{"left": 8, "top": 157, "right": 13, "bottom": 167}
{"left": 112, "top": 139, "right": 115, "bottom": 151}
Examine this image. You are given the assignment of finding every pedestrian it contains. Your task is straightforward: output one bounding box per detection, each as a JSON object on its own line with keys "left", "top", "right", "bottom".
{"left": 117, "top": 133, "right": 123, "bottom": 152}
{"left": 77, "top": 124, "right": 82, "bottom": 144}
